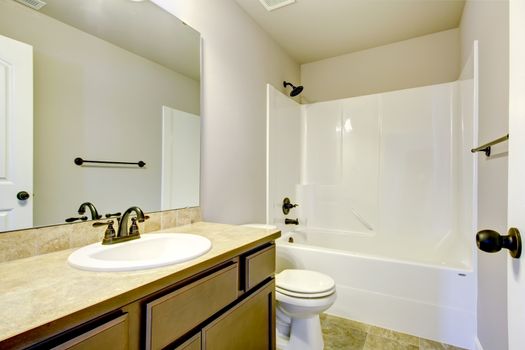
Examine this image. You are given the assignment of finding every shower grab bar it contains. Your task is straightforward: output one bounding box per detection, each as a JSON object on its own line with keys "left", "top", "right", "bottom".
{"left": 471, "top": 134, "right": 509, "bottom": 157}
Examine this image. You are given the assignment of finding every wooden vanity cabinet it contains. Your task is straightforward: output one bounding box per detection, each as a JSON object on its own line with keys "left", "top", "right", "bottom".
{"left": 17, "top": 242, "right": 276, "bottom": 350}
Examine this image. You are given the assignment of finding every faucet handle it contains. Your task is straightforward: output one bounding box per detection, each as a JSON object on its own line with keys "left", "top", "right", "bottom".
{"left": 65, "top": 216, "right": 88, "bottom": 223}
{"left": 129, "top": 217, "right": 141, "bottom": 236}
{"left": 282, "top": 198, "right": 299, "bottom": 215}
{"left": 105, "top": 212, "right": 121, "bottom": 219}
{"left": 93, "top": 220, "right": 117, "bottom": 245}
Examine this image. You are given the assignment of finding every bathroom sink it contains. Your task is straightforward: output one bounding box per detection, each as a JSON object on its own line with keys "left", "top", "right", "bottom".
{"left": 68, "top": 233, "right": 212, "bottom": 272}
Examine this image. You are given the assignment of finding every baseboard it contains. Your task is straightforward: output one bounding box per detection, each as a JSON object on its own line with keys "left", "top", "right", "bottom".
{"left": 474, "top": 337, "right": 484, "bottom": 350}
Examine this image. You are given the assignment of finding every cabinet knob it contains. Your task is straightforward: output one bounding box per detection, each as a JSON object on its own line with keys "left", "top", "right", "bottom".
{"left": 476, "top": 227, "right": 522, "bottom": 259}
{"left": 16, "top": 191, "right": 30, "bottom": 201}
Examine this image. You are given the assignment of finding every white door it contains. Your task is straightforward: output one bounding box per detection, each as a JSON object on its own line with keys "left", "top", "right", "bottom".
{"left": 508, "top": 1, "right": 525, "bottom": 348}
{"left": 0, "top": 34, "right": 33, "bottom": 231}
{"left": 161, "top": 106, "right": 200, "bottom": 210}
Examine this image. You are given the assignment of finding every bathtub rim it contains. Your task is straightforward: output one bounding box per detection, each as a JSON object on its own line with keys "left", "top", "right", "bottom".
{"left": 276, "top": 239, "right": 473, "bottom": 273}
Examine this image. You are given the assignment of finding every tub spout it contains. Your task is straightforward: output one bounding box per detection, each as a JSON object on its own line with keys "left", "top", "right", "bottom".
{"left": 285, "top": 218, "right": 299, "bottom": 225}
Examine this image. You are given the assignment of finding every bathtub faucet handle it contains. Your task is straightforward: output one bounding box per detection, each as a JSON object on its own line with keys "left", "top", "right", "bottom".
{"left": 282, "top": 197, "right": 299, "bottom": 215}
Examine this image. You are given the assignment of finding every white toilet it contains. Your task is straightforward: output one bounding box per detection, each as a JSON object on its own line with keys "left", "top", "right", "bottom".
{"left": 241, "top": 224, "right": 337, "bottom": 350}
{"left": 275, "top": 269, "right": 337, "bottom": 350}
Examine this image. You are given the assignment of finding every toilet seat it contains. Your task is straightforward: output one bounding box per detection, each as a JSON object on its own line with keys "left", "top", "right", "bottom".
{"left": 276, "top": 286, "right": 335, "bottom": 299}
{"left": 276, "top": 288, "right": 337, "bottom": 307}
{"left": 276, "top": 269, "right": 335, "bottom": 295}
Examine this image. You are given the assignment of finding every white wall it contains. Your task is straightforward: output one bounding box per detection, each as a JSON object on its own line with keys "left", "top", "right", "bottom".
{"left": 460, "top": 1, "right": 509, "bottom": 350}
{"left": 301, "top": 29, "right": 460, "bottom": 103}
{"left": 153, "top": 0, "right": 301, "bottom": 224}
{"left": 0, "top": 0, "right": 200, "bottom": 226}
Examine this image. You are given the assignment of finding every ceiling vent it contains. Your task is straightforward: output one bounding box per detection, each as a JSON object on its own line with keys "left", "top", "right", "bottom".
{"left": 13, "top": 0, "right": 47, "bottom": 10}
{"left": 258, "top": 0, "right": 295, "bottom": 11}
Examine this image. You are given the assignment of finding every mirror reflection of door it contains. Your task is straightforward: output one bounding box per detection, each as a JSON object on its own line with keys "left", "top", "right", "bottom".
{"left": 0, "top": 34, "right": 33, "bottom": 231}
{"left": 161, "top": 106, "right": 200, "bottom": 211}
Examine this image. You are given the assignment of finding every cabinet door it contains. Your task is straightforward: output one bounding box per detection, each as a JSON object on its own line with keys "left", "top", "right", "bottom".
{"left": 146, "top": 263, "right": 239, "bottom": 350}
{"left": 202, "top": 280, "right": 275, "bottom": 350}
{"left": 51, "top": 314, "right": 128, "bottom": 350}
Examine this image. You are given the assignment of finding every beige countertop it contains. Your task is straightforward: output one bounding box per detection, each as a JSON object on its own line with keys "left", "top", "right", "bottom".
{"left": 0, "top": 222, "right": 280, "bottom": 344}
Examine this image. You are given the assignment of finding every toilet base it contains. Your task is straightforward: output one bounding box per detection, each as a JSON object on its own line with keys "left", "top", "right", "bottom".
{"left": 276, "top": 308, "right": 324, "bottom": 350}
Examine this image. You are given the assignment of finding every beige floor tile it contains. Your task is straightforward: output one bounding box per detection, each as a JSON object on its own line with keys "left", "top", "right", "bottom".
{"left": 364, "top": 334, "right": 419, "bottom": 350}
{"left": 321, "top": 314, "right": 367, "bottom": 350}
{"left": 369, "top": 325, "right": 419, "bottom": 346}
{"left": 320, "top": 314, "right": 466, "bottom": 350}
{"left": 322, "top": 313, "right": 371, "bottom": 333}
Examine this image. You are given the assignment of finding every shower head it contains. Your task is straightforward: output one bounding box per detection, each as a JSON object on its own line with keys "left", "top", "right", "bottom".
{"left": 283, "top": 81, "right": 304, "bottom": 97}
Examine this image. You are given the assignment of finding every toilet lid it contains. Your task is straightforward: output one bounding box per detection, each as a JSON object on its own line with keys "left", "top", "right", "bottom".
{"left": 276, "top": 286, "right": 335, "bottom": 298}
{"left": 276, "top": 269, "right": 335, "bottom": 294}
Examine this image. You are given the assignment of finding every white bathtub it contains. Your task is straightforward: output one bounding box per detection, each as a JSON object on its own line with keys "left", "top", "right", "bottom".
{"left": 276, "top": 229, "right": 476, "bottom": 349}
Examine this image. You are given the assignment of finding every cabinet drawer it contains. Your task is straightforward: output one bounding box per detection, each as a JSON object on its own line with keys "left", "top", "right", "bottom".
{"left": 51, "top": 314, "right": 128, "bottom": 350}
{"left": 172, "top": 333, "right": 201, "bottom": 350}
{"left": 245, "top": 244, "right": 275, "bottom": 290}
{"left": 146, "top": 263, "right": 239, "bottom": 350}
{"left": 202, "top": 279, "right": 275, "bottom": 350}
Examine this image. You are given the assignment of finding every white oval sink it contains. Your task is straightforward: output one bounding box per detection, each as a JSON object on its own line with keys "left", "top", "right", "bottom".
{"left": 68, "top": 233, "right": 212, "bottom": 272}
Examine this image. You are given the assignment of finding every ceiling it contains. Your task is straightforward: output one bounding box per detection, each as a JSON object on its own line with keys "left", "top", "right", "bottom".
{"left": 234, "top": 0, "right": 466, "bottom": 64}
{"left": 39, "top": 0, "right": 200, "bottom": 80}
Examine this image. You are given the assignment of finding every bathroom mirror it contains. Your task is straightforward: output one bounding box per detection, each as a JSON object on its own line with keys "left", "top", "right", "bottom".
{"left": 0, "top": 0, "right": 201, "bottom": 232}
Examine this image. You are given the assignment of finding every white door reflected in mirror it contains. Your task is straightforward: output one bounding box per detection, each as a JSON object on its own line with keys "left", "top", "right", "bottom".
{"left": 0, "top": 34, "right": 33, "bottom": 231}
{"left": 161, "top": 106, "right": 200, "bottom": 210}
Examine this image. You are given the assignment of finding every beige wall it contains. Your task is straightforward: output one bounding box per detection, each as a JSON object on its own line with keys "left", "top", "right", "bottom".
{"left": 460, "top": 1, "right": 509, "bottom": 350}
{"left": 300, "top": 29, "right": 460, "bottom": 102}
{"left": 153, "top": 0, "right": 301, "bottom": 224}
{"left": 0, "top": 0, "right": 200, "bottom": 226}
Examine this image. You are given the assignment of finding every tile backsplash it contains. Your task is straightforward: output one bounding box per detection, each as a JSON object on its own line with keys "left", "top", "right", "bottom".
{"left": 0, "top": 207, "right": 201, "bottom": 263}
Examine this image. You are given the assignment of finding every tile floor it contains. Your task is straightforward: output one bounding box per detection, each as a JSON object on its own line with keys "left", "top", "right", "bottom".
{"left": 320, "top": 314, "right": 466, "bottom": 350}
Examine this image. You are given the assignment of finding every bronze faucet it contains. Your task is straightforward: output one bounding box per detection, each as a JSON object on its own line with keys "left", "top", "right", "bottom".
{"left": 93, "top": 206, "right": 146, "bottom": 245}
{"left": 78, "top": 202, "right": 102, "bottom": 220}
{"left": 117, "top": 206, "right": 145, "bottom": 239}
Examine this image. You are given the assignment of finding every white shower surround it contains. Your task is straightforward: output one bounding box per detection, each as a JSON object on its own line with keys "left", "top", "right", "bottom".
{"left": 267, "top": 80, "right": 475, "bottom": 243}
{"left": 266, "top": 48, "right": 478, "bottom": 348}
